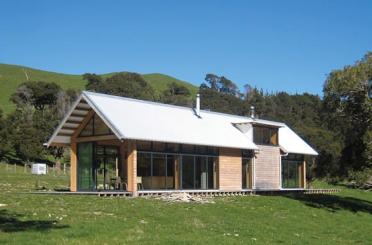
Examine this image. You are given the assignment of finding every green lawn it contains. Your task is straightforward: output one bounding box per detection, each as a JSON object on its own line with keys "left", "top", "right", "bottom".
{"left": 0, "top": 163, "right": 371, "bottom": 244}
{"left": 0, "top": 64, "right": 198, "bottom": 114}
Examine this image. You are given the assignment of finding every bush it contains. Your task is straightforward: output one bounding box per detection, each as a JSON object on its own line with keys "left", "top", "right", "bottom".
{"left": 347, "top": 168, "right": 372, "bottom": 189}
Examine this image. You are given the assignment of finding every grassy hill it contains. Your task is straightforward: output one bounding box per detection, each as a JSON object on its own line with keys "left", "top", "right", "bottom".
{"left": 0, "top": 64, "right": 198, "bottom": 114}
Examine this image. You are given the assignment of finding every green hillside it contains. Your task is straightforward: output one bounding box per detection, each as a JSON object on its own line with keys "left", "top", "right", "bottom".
{"left": 0, "top": 64, "right": 198, "bottom": 114}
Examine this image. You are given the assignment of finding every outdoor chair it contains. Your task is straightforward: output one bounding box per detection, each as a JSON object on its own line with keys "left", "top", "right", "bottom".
{"left": 137, "top": 176, "right": 143, "bottom": 190}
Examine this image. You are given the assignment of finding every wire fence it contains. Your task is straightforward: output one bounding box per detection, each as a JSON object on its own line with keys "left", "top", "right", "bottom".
{"left": 3, "top": 162, "right": 70, "bottom": 176}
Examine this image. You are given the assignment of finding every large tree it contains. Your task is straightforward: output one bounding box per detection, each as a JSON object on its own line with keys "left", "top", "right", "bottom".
{"left": 8, "top": 82, "right": 77, "bottom": 163}
{"left": 323, "top": 52, "right": 372, "bottom": 176}
{"left": 0, "top": 108, "right": 12, "bottom": 160}
{"left": 83, "top": 72, "right": 155, "bottom": 100}
{"left": 11, "top": 81, "right": 61, "bottom": 110}
{"left": 200, "top": 75, "right": 245, "bottom": 115}
{"left": 161, "top": 82, "right": 192, "bottom": 106}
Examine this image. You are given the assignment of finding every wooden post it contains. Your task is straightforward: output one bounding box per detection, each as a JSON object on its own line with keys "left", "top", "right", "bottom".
{"left": 302, "top": 160, "right": 306, "bottom": 189}
{"left": 70, "top": 139, "right": 77, "bottom": 192}
{"left": 119, "top": 142, "right": 127, "bottom": 186}
{"left": 174, "top": 156, "right": 180, "bottom": 189}
{"left": 126, "top": 140, "right": 137, "bottom": 196}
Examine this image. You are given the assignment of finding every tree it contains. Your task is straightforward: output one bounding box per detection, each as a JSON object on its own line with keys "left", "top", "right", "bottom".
{"left": 85, "top": 72, "right": 155, "bottom": 101}
{"left": 200, "top": 74, "right": 245, "bottom": 115}
{"left": 323, "top": 52, "right": 372, "bottom": 176}
{"left": 0, "top": 108, "right": 12, "bottom": 160}
{"left": 83, "top": 73, "right": 103, "bottom": 91}
{"left": 7, "top": 82, "right": 77, "bottom": 163}
{"left": 11, "top": 81, "right": 61, "bottom": 110}
{"left": 161, "top": 82, "right": 191, "bottom": 106}
{"left": 203, "top": 74, "right": 241, "bottom": 97}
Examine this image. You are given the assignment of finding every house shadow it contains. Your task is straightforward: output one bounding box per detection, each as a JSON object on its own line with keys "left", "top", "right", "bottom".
{"left": 0, "top": 209, "right": 69, "bottom": 233}
{"left": 282, "top": 193, "right": 372, "bottom": 214}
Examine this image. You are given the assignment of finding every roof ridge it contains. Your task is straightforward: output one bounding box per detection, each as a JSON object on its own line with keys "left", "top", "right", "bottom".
{"left": 82, "top": 91, "right": 285, "bottom": 124}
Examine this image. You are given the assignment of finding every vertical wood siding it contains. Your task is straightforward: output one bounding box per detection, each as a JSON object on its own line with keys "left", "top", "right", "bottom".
{"left": 218, "top": 147, "right": 242, "bottom": 191}
{"left": 254, "top": 145, "right": 280, "bottom": 189}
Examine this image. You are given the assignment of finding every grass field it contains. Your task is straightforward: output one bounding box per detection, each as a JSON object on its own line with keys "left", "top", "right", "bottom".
{"left": 0, "top": 64, "right": 197, "bottom": 114}
{"left": 0, "top": 163, "right": 371, "bottom": 244}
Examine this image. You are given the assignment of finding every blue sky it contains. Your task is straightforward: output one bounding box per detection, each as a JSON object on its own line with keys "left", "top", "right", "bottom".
{"left": 1, "top": 0, "right": 371, "bottom": 95}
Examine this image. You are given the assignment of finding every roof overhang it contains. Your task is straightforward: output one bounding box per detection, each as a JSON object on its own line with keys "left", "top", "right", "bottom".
{"left": 45, "top": 92, "right": 123, "bottom": 147}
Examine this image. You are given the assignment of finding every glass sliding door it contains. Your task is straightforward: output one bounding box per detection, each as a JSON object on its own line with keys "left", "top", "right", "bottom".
{"left": 94, "top": 145, "right": 119, "bottom": 191}
{"left": 137, "top": 153, "right": 152, "bottom": 190}
{"left": 207, "top": 157, "right": 216, "bottom": 189}
{"left": 137, "top": 152, "right": 178, "bottom": 190}
{"left": 281, "top": 154, "right": 304, "bottom": 188}
{"left": 166, "top": 155, "right": 176, "bottom": 189}
{"left": 137, "top": 148, "right": 218, "bottom": 190}
{"left": 77, "top": 142, "right": 94, "bottom": 191}
{"left": 194, "top": 156, "right": 204, "bottom": 189}
{"left": 181, "top": 155, "right": 194, "bottom": 189}
{"left": 152, "top": 153, "right": 166, "bottom": 189}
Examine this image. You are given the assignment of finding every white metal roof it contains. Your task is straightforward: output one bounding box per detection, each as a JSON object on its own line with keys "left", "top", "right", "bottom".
{"left": 46, "top": 91, "right": 318, "bottom": 155}
{"left": 279, "top": 126, "right": 318, "bottom": 155}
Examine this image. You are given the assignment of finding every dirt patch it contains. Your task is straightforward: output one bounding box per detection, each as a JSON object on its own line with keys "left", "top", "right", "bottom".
{"left": 153, "top": 193, "right": 215, "bottom": 204}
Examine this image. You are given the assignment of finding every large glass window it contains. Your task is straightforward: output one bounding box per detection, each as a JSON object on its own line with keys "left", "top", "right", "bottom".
{"left": 207, "top": 157, "right": 216, "bottom": 189}
{"left": 77, "top": 143, "right": 121, "bottom": 191}
{"left": 136, "top": 141, "right": 218, "bottom": 156}
{"left": 166, "top": 155, "right": 176, "bottom": 189}
{"left": 152, "top": 154, "right": 166, "bottom": 189}
{"left": 137, "top": 153, "right": 152, "bottom": 189}
{"left": 137, "top": 153, "right": 176, "bottom": 190}
{"left": 181, "top": 155, "right": 194, "bottom": 189}
{"left": 242, "top": 158, "right": 253, "bottom": 189}
{"left": 137, "top": 148, "right": 218, "bottom": 190}
{"left": 94, "top": 145, "right": 119, "bottom": 190}
{"left": 77, "top": 142, "right": 94, "bottom": 191}
{"left": 282, "top": 154, "right": 304, "bottom": 188}
{"left": 253, "top": 126, "right": 278, "bottom": 146}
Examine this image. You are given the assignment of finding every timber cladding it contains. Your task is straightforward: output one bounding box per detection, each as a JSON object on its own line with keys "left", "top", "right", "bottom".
{"left": 254, "top": 145, "right": 280, "bottom": 189}
{"left": 218, "top": 147, "right": 242, "bottom": 191}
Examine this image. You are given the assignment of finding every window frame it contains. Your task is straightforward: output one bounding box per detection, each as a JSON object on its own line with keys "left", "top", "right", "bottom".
{"left": 253, "top": 125, "right": 279, "bottom": 146}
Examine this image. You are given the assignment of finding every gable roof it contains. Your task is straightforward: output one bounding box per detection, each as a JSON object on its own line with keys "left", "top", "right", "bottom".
{"left": 46, "top": 91, "right": 318, "bottom": 155}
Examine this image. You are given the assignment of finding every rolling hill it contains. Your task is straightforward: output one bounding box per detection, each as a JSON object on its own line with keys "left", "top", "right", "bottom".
{"left": 0, "top": 64, "right": 198, "bottom": 114}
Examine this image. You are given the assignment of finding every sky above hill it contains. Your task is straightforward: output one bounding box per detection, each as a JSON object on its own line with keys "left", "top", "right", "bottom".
{"left": 1, "top": 0, "right": 371, "bottom": 95}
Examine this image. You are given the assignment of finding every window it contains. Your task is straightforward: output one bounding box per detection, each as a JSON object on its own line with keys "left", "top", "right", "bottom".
{"left": 79, "top": 114, "right": 113, "bottom": 137}
{"left": 281, "top": 154, "right": 304, "bottom": 188}
{"left": 137, "top": 153, "right": 152, "bottom": 189}
{"left": 136, "top": 141, "right": 218, "bottom": 156}
{"left": 137, "top": 144, "right": 218, "bottom": 190}
{"left": 242, "top": 150, "right": 254, "bottom": 189}
{"left": 253, "top": 126, "right": 278, "bottom": 146}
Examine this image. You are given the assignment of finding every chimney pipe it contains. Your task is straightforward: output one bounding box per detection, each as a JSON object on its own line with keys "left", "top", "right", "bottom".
{"left": 196, "top": 93, "right": 200, "bottom": 117}
{"left": 250, "top": 106, "right": 255, "bottom": 119}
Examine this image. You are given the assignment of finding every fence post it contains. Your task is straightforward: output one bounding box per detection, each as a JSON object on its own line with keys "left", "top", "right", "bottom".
{"left": 14, "top": 163, "right": 16, "bottom": 173}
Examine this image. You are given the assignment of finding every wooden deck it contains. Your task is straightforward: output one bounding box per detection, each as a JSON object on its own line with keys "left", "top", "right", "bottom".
{"left": 30, "top": 188, "right": 340, "bottom": 197}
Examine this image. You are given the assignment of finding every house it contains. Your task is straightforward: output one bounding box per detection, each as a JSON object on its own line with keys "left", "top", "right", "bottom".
{"left": 46, "top": 91, "right": 318, "bottom": 195}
